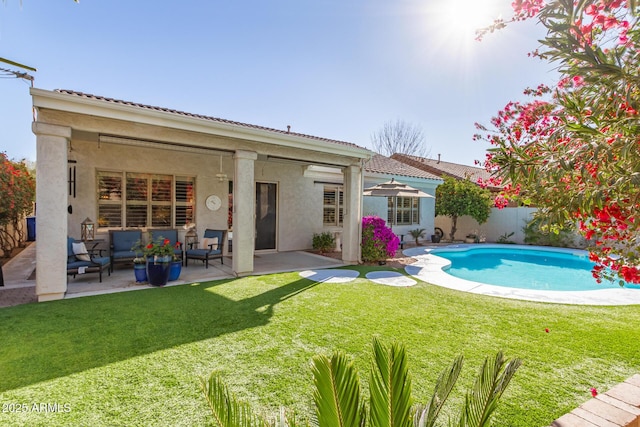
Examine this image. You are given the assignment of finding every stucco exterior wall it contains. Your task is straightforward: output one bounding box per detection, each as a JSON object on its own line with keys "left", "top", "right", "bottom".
{"left": 68, "top": 138, "right": 329, "bottom": 253}
{"left": 68, "top": 138, "right": 230, "bottom": 246}
{"left": 253, "top": 161, "right": 323, "bottom": 252}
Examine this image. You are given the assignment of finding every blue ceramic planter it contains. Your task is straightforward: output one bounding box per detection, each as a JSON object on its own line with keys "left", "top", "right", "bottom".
{"left": 134, "top": 263, "right": 147, "bottom": 283}
{"left": 169, "top": 260, "right": 182, "bottom": 281}
{"left": 146, "top": 256, "right": 171, "bottom": 286}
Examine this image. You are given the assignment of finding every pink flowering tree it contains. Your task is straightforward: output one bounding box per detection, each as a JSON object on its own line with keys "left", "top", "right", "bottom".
{"left": 475, "top": 0, "right": 639, "bottom": 284}
{"left": 361, "top": 216, "right": 400, "bottom": 262}
{"left": 0, "top": 152, "right": 35, "bottom": 257}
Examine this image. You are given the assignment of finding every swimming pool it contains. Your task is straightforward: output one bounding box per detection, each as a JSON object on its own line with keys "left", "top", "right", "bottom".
{"left": 431, "top": 246, "right": 640, "bottom": 291}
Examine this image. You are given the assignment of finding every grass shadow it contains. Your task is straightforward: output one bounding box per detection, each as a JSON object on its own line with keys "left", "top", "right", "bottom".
{"left": 0, "top": 275, "right": 318, "bottom": 392}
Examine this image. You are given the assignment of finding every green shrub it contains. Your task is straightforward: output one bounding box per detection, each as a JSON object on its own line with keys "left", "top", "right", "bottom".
{"left": 497, "top": 232, "right": 515, "bottom": 244}
{"left": 523, "top": 218, "right": 575, "bottom": 247}
{"left": 312, "top": 232, "right": 335, "bottom": 253}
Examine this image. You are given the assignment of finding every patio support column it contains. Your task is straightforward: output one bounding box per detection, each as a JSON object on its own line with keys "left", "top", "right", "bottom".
{"left": 232, "top": 150, "right": 257, "bottom": 276}
{"left": 32, "top": 122, "right": 71, "bottom": 302}
{"left": 342, "top": 164, "right": 363, "bottom": 264}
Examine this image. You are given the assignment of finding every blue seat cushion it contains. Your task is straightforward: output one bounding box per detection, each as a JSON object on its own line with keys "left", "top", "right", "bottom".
{"left": 67, "top": 237, "right": 76, "bottom": 263}
{"left": 67, "top": 256, "right": 109, "bottom": 269}
{"left": 203, "top": 230, "right": 225, "bottom": 241}
{"left": 111, "top": 230, "right": 142, "bottom": 252}
{"left": 113, "top": 250, "right": 136, "bottom": 260}
{"left": 68, "top": 260, "right": 92, "bottom": 269}
{"left": 90, "top": 256, "right": 110, "bottom": 266}
{"left": 186, "top": 249, "right": 221, "bottom": 257}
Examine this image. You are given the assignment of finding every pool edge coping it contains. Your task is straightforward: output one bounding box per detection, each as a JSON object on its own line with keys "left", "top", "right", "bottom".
{"left": 403, "top": 244, "right": 640, "bottom": 306}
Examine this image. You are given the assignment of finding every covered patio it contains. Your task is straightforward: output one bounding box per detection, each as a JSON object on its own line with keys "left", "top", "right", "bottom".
{"left": 1, "top": 242, "right": 345, "bottom": 302}
{"left": 31, "top": 88, "right": 371, "bottom": 302}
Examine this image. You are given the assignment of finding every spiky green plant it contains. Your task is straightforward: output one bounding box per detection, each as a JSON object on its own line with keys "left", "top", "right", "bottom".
{"left": 413, "top": 355, "right": 464, "bottom": 427}
{"left": 369, "top": 338, "right": 413, "bottom": 427}
{"left": 201, "top": 371, "right": 271, "bottom": 427}
{"left": 311, "top": 352, "right": 366, "bottom": 427}
{"left": 202, "top": 341, "right": 521, "bottom": 427}
{"left": 455, "top": 352, "right": 522, "bottom": 427}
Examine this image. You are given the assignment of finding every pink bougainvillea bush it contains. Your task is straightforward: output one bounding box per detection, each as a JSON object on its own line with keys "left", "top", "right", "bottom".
{"left": 361, "top": 216, "right": 400, "bottom": 262}
{"left": 475, "top": 0, "right": 640, "bottom": 285}
{"left": 0, "top": 153, "right": 35, "bottom": 256}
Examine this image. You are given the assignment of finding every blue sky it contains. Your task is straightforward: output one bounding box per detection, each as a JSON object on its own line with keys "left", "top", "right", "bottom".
{"left": 0, "top": 0, "right": 557, "bottom": 166}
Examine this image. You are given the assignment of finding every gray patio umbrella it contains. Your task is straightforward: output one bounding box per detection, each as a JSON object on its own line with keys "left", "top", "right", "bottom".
{"left": 363, "top": 178, "right": 435, "bottom": 232}
{"left": 363, "top": 178, "right": 436, "bottom": 237}
{"left": 363, "top": 178, "right": 434, "bottom": 199}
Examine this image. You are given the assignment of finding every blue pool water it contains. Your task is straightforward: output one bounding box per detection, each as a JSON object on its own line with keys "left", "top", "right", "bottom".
{"left": 431, "top": 246, "right": 640, "bottom": 291}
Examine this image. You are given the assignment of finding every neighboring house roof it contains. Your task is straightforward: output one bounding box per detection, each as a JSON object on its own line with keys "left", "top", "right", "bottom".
{"left": 390, "top": 153, "right": 499, "bottom": 190}
{"left": 364, "top": 154, "right": 443, "bottom": 181}
{"left": 52, "top": 89, "right": 367, "bottom": 152}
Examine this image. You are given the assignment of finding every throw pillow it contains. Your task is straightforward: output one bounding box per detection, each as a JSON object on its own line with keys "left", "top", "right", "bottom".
{"left": 72, "top": 242, "right": 91, "bottom": 262}
{"left": 202, "top": 237, "right": 219, "bottom": 250}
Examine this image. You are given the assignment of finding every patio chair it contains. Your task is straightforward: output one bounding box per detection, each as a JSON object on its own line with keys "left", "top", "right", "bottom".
{"left": 109, "top": 230, "right": 142, "bottom": 271}
{"left": 184, "top": 229, "right": 226, "bottom": 268}
{"left": 67, "top": 237, "right": 111, "bottom": 282}
{"left": 149, "top": 229, "right": 183, "bottom": 262}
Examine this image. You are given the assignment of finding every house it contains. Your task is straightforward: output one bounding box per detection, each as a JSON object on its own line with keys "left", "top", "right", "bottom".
{"left": 363, "top": 154, "right": 442, "bottom": 239}
{"left": 391, "top": 153, "right": 535, "bottom": 243}
{"left": 30, "top": 89, "right": 442, "bottom": 302}
{"left": 305, "top": 154, "right": 443, "bottom": 245}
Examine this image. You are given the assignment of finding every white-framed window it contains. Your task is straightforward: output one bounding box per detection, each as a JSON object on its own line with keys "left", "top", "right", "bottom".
{"left": 97, "top": 171, "right": 194, "bottom": 229}
{"left": 387, "top": 197, "right": 419, "bottom": 225}
{"left": 323, "top": 186, "right": 344, "bottom": 226}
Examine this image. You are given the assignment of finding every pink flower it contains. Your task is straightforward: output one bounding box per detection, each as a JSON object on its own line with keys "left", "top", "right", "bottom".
{"left": 572, "top": 75, "right": 585, "bottom": 87}
{"left": 585, "top": 4, "right": 599, "bottom": 15}
{"left": 494, "top": 195, "right": 509, "bottom": 209}
{"left": 590, "top": 387, "right": 598, "bottom": 397}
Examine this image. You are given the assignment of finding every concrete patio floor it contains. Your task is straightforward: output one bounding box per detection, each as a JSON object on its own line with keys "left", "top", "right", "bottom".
{"left": 0, "top": 242, "right": 346, "bottom": 304}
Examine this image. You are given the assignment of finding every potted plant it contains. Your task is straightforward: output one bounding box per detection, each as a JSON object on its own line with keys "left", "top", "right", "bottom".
{"left": 133, "top": 257, "right": 147, "bottom": 282}
{"left": 143, "top": 237, "right": 175, "bottom": 286}
{"left": 168, "top": 252, "right": 182, "bottom": 281}
{"left": 465, "top": 230, "right": 479, "bottom": 243}
{"left": 431, "top": 227, "right": 443, "bottom": 243}
{"left": 131, "top": 240, "right": 147, "bottom": 283}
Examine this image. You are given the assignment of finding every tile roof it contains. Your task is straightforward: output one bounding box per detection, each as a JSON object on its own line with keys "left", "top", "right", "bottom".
{"left": 54, "top": 89, "right": 366, "bottom": 150}
{"left": 364, "top": 154, "right": 442, "bottom": 181}
{"left": 391, "top": 154, "right": 499, "bottom": 189}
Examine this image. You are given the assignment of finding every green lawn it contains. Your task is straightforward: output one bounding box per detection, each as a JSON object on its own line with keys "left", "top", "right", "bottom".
{"left": 1, "top": 266, "right": 638, "bottom": 426}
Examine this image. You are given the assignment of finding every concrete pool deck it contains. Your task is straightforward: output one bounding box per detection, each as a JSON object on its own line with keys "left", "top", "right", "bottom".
{"left": 403, "top": 245, "right": 640, "bottom": 306}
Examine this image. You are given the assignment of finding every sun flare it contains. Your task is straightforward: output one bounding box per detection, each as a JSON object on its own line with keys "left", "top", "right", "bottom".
{"left": 429, "top": 0, "right": 504, "bottom": 47}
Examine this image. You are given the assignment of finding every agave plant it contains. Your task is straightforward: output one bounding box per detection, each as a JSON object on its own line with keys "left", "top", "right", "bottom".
{"left": 202, "top": 339, "right": 521, "bottom": 427}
